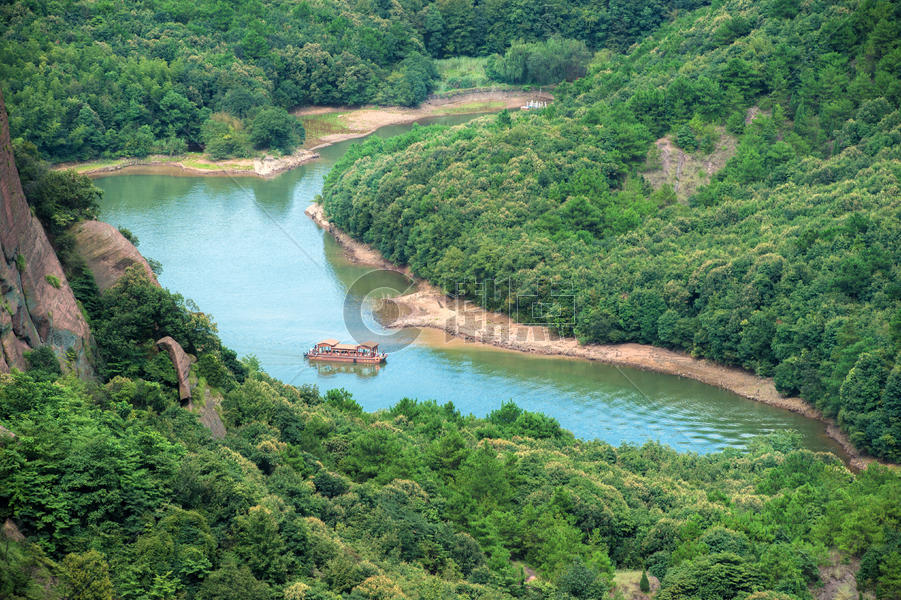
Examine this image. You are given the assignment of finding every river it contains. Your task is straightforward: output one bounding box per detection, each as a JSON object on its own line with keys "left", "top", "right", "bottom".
{"left": 94, "top": 114, "right": 844, "bottom": 456}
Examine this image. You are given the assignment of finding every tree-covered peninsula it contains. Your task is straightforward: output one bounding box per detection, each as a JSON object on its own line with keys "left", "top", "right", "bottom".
{"left": 320, "top": 0, "right": 901, "bottom": 463}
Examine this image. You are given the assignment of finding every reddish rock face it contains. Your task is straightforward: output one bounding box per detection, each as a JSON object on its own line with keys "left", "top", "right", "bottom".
{"left": 0, "top": 89, "right": 93, "bottom": 375}
{"left": 156, "top": 336, "right": 195, "bottom": 402}
{"left": 71, "top": 220, "right": 159, "bottom": 291}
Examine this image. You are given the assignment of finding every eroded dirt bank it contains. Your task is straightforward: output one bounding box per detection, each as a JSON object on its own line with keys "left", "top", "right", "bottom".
{"left": 306, "top": 202, "right": 879, "bottom": 470}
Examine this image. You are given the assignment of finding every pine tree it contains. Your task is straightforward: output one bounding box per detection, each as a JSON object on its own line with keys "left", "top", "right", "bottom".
{"left": 640, "top": 570, "right": 650, "bottom": 593}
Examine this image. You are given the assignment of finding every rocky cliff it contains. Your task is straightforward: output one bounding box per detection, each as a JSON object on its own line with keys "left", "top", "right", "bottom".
{"left": 0, "top": 89, "right": 93, "bottom": 375}
{"left": 70, "top": 220, "right": 159, "bottom": 291}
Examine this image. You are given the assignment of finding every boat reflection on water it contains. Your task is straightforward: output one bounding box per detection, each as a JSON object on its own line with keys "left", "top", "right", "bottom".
{"left": 308, "top": 360, "right": 385, "bottom": 378}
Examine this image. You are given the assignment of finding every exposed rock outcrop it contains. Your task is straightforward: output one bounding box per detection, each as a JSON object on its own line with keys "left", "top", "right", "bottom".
{"left": 70, "top": 220, "right": 159, "bottom": 291}
{"left": 154, "top": 336, "right": 225, "bottom": 437}
{"left": 0, "top": 89, "right": 93, "bottom": 375}
{"left": 156, "top": 336, "right": 195, "bottom": 401}
{"left": 2, "top": 519, "right": 24, "bottom": 542}
{"left": 198, "top": 386, "right": 226, "bottom": 439}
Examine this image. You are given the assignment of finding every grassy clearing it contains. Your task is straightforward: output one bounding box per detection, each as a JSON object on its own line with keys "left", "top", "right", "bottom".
{"left": 612, "top": 570, "right": 658, "bottom": 600}
{"left": 438, "top": 100, "right": 509, "bottom": 113}
{"left": 64, "top": 157, "right": 137, "bottom": 173}
{"left": 433, "top": 56, "right": 511, "bottom": 94}
{"left": 55, "top": 151, "right": 261, "bottom": 175}
{"left": 180, "top": 156, "right": 254, "bottom": 171}
{"left": 300, "top": 112, "right": 355, "bottom": 147}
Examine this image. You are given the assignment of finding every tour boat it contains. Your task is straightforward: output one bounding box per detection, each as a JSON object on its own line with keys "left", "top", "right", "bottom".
{"left": 304, "top": 339, "right": 387, "bottom": 364}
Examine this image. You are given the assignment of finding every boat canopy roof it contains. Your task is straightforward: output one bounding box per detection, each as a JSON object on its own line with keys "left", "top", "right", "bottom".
{"left": 314, "top": 340, "right": 381, "bottom": 352}
{"left": 333, "top": 343, "right": 360, "bottom": 351}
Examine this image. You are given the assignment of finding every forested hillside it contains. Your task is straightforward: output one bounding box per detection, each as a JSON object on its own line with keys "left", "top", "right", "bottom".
{"left": 320, "top": 0, "right": 901, "bottom": 461}
{"left": 0, "top": 0, "right": 703, "bottom": 161}
{"left": 4, "top": 353, "right": 901, "bottom": 599}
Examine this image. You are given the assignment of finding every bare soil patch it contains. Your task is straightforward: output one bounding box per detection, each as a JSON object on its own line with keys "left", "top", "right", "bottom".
{"left": 811, "top": 553, "right": 869, "bottom": 600}
{"left": 642, "top": 131, "right": 737, "bottom": 201}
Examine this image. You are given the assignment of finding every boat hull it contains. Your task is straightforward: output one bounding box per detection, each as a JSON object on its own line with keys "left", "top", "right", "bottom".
{"left": 304, "top": 353, "right": 386, "bottom": 365}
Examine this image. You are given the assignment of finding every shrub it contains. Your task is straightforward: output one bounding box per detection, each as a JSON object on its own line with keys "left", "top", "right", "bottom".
{"left": 24, "top": 346, "right": 62, "bottom": 377}
{"left": 118, "top": 227, "right": 139, "bottom": 246}
{"left": 250, "top": 108, "right": 304, "bottom": 153}
{"left": 557, "top": 560, "right": 610, "bottom": 599}
{"left": 676, "top": 123, "right": 698, "bottom": 151}
{"left": 201, "top": 114, "right": 253, "bottom": 160}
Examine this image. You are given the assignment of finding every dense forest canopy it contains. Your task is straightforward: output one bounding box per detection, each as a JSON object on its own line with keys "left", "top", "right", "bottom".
{"left": 320, "top": 0, "right": 901, "bottom": 462}
{"left": 0, "top": 0, "right": 705, "bottom": 161}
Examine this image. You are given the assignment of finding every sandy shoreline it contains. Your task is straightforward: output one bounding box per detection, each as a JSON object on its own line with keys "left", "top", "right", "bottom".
{"left": 305, "top": 202, "right": 880, "bottom": 470}
{"left": 58, "top": 149, "right": 321, "bottom": 179}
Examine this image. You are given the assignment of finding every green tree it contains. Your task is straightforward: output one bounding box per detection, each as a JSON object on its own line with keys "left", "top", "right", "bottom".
{"left": 250, "top": 107, "right": 304, "bottom": 153}
{"left": 23, "top": 346, "right": 61, "bottom": 379}
{"left": 62, "top": 551, "right": 114, "bottom": 600}
{"left": 195, "top": 561, "right": 271, "bottom": 600}
{"left": 14, "top": 140, "right": 100, "bottom": 235}
{"left": 676, "top": 123, "right": 698, "bottom": 151}
{"left": 158, "top": 90, "right": 202, "bottom": 143}
{"left": 233, "top": 506, "right": 290, "bottom": 583}
{"left": 123, "top": 125, "right": 156, "bottom": 158}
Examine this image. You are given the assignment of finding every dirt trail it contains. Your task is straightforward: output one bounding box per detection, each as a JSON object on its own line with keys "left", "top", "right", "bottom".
{"left": 305, "top": 203, "right": 882, "bottom": 471}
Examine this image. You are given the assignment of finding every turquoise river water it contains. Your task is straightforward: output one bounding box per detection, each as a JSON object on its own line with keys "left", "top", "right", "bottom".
{"left": 94, "top": 114, "right": 845, "bottom": 456}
